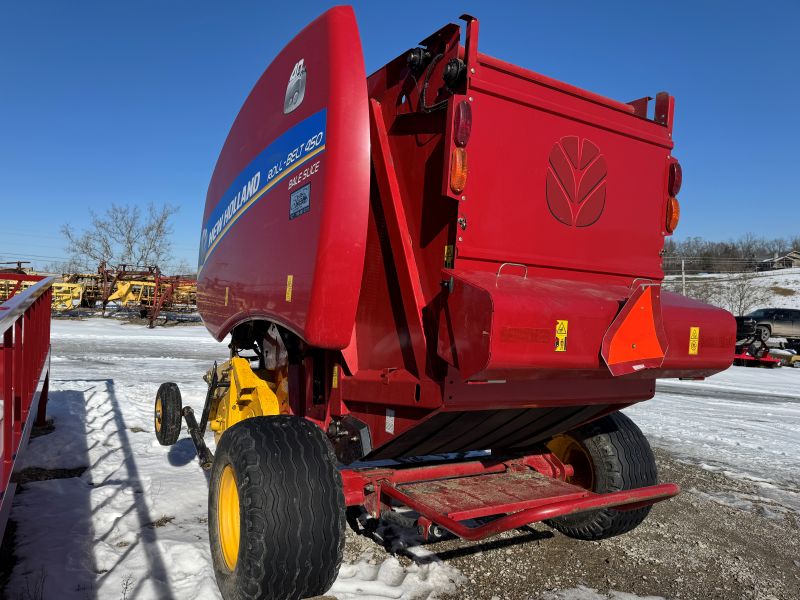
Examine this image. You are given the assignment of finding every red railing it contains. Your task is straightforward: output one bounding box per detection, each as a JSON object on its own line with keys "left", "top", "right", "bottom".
{"left": 0, "top": 276, "right": 53, "bottom": 538}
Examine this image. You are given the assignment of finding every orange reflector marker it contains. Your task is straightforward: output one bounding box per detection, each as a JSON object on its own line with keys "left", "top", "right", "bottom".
{"left": 450, "top": 147, "right": 468, "bottom": 193}
{"left": 665, "top": 197, "right": 680, "bottom": 233}
{"left": 601, "top": 285, "right": 668, "bottom": 376}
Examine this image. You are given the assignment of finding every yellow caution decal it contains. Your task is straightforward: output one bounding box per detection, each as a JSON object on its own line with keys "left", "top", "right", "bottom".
{"left": 689, "top": 326, "right": 700, "bottom": 355}
{"left": 444, "top": 244, "right": 455, "bottom": 269}
{"left": 555, "top": 319, "right": 568, "bottom": 352}
{"left": 285, "top": 275, "right": 294, "bottom": 302}
{"left": 332, "top": 365, "right": 339, "bottom": 389}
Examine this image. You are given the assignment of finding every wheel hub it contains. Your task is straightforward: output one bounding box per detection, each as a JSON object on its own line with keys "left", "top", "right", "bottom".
{"left": 218, "top": 464, "right": 241, "bottom": 570}
{"left": 547, "top": 434, "right": 594, "bottom": 490}
{"left": 154, "top": 397, "right": 162, "bottom": 433}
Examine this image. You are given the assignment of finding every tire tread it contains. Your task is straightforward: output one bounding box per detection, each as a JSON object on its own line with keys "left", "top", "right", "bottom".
{"left": 210, "top": 416, "right": 345, "bottom": 600}
{"left": 545, "top": 411, "right": 657, "bottom": 540}
{"left": 154, "top": 382, "right": 182, "bottom": 446}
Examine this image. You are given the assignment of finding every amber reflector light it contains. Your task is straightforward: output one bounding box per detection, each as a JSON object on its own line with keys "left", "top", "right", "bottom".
{"left": 665, "top": 197, "right": 680, "bottom": 233}
{"left": 450, "top": 147, "right": 468, "bottom": 193}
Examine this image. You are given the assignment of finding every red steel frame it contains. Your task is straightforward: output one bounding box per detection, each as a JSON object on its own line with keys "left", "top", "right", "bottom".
{"left": 148, "top": 274, "right": 197, "bottom": 328}
{"left": 340, "top": 453, "right": 679, "bottom": 541}
{"left": 732, "top": 351, "right": 781, "bottom": 368}
{"left": 0, "top": 275, "right": 53, "bottom": 540}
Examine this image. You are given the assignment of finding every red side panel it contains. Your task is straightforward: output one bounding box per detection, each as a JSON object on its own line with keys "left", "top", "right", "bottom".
{"left": 450, "top": 52, "right": 675, "bottom": 281}
{"left": 437, "top": 270, "right": 734, "bottom": 381}
{"left": 657, "top": 291, "right": 737, "bottom": 377}
{"left": 437, "top": 270, "right": 626, "bottom": 380}
{"left": 197, "top": 6, "right": 370, "bottom": 347}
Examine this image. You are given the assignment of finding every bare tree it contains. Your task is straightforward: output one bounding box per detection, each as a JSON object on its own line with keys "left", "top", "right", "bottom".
{"left": 764, "top": 237, "right": 788, "bottom": 258}
{"left": 167, "top": 259, "right": 195, "bottom": 276}
{"left": 62, "top": 203, "right": 178, "bottom": 270}
{"left": 685, "top": 280, "right": 720, "bottom": 305}
{"left": 719, "top": 272, "right": 772, "bottom": 316}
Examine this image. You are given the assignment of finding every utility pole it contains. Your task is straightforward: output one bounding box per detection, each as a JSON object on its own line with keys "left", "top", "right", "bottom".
{"left": 681, "top": 259, "right": 686, "bottom": 296}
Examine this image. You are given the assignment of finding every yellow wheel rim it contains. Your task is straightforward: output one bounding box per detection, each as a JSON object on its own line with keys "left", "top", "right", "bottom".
{"left": 154, "top": 396, "right": 162, "bottom": 433}
{"left": 547, "top": 434, "right": 594, "bottom": 490}
{"left": 218, "top": 464, "right": 240, "bottom": 570}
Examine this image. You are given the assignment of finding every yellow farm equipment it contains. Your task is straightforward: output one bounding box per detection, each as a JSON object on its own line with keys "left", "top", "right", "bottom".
{"left": 105, "top": 280, "right": 156, "bottom": 307}
{"left": 0, "top": 262, "right": 197, "bottom": 320}
{"left": 51, "top": 283, "right": 84, "bottom": 310}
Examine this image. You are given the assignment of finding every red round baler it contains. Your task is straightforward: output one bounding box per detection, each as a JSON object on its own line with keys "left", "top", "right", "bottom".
{"left": 153, "top": 7, "right": 735, "bottom": 599}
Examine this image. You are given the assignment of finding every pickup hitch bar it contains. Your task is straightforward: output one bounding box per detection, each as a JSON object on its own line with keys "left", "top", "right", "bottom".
{"left": 182, "top": 361, "right": 232, "bottom": 470}
{"left": 182, "top": 406, "right": 214, "bottom": 470}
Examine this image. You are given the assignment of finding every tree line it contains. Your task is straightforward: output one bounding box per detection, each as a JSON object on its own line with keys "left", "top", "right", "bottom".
{"left": 663, "top": 234, "right": 799, "bottom": 274}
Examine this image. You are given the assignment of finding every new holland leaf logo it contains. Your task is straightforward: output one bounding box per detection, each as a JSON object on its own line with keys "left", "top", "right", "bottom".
{"left": 546, "top": 136, "right": 607, "bottom": 227}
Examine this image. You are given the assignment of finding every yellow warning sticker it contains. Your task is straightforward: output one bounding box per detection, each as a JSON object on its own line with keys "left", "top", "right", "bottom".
{"left": 332, "top": 365, "right": 339, "bottom": 389}
{"left": 224, "top": 286, "right": 229, "bottom": 307}
{"left": 444, "top": 244, "right": 455, "bottom": 268}
{"left": 285, "top": 275, "right": 294, "bottom": 302}
{"left": 555, "top": 319, "right": 568, "bottom": 352}
{"left": 689, "top": 326, "right": 700, "bottom": 355}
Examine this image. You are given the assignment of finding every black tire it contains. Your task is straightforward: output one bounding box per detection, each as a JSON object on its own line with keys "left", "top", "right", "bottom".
{"left": 209, "top": 416, "right": 345, "bottom": 600}
{"left": 154, "top": 382, "right": 182, "bottom": 446}
{"left": 757, "top": 326, "right": 771, "bottom": 342}
{"left": 748, "top": 340, "right": 767, "bottom": 358}
{"left": 545, "top": 411, "right": 657, "bottom": 540}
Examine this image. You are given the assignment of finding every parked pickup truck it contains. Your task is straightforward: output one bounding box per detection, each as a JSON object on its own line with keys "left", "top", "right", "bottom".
{"left": 746, "top": 308, "right": 800, "bottom": 344}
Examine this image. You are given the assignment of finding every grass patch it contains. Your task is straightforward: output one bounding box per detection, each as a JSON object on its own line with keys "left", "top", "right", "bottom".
{"left": 147, "top": 515, "right": 175, "bottom": 528}
{"left": 770, "top": 286, "right": 797, "bottom": 297}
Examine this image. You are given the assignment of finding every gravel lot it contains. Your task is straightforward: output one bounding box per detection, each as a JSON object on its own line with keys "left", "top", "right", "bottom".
{"left": 340, "top": 448, "right": 800, "bottom": 600}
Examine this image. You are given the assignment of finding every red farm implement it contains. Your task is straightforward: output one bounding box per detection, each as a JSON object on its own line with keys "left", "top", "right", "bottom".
{"left": 153, "top": 8, "right": 735, "bottom": 599}
{"left": 0, "top": 274, "right": 52, "bottom": 541}
{"left": 733, "top": 351, "right": 781, "bottom": 368}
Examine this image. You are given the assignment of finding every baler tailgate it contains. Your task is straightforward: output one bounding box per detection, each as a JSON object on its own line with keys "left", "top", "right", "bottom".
{"left": 379, "top": 469, "right": 678, "bottom": 541}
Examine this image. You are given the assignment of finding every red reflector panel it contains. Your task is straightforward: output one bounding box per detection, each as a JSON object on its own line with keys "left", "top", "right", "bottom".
{"left": 668, "top": 160, "right": 682, "bottom": 197}
{"left": 453, "top": 100, "right": 472, "bottom": 147}
{"left": 601, "top": 285, "right": 668, "bottom": 376}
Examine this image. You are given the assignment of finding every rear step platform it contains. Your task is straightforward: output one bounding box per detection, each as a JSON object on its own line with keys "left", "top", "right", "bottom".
{"left": 397, "top": 470, "right": 587, "bottom": 521}
{"left": 361, "top": 465, "right": 679, "bottom": 541}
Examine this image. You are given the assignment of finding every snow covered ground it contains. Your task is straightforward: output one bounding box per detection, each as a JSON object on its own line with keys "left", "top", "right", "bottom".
{"left": 664, "top": 266, "right": 800, "bottom": 311}
{"left": 625, "top": 367, "right": 800, "bottom": 516}
{"left": 5, "top": 320, "right": 463, "bottom": 600}
{"left": 5, "top": 319, "right": 800, "bottom": 599}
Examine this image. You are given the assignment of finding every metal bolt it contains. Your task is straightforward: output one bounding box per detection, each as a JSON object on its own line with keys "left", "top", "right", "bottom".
{"left": 458, "top": 236, "right": 463, "bottom": 242}
{"left": 470, "top": 67, "right": 475, "bottom": 74}
{"left": 468, "top": 96, "right": 474, "bottom": 102}
{"left": 461, "top": 195, "right": 467, "bottom": 201}
{"left": 457, "top": 217, "right": 467, "bottom": 230}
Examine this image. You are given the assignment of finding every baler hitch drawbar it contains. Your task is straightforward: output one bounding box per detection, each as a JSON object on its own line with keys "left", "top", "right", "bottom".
{"left": 182, "top": 406, "right": 214, "bottom": 470}
{"left": 182, "top": 361, "right": 225, "bottom": 470}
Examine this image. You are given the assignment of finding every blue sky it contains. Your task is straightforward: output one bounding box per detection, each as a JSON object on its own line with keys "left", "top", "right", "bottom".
{"left": 1, "top": 1, "right": 798, "bottom": 270}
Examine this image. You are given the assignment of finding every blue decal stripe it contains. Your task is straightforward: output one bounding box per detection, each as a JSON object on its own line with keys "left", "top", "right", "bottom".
{"left": 203, "top": 145, "right": 325, "bottom": 265}
{"left": 199, "top": 109, "right": 327, "bottom": 271}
